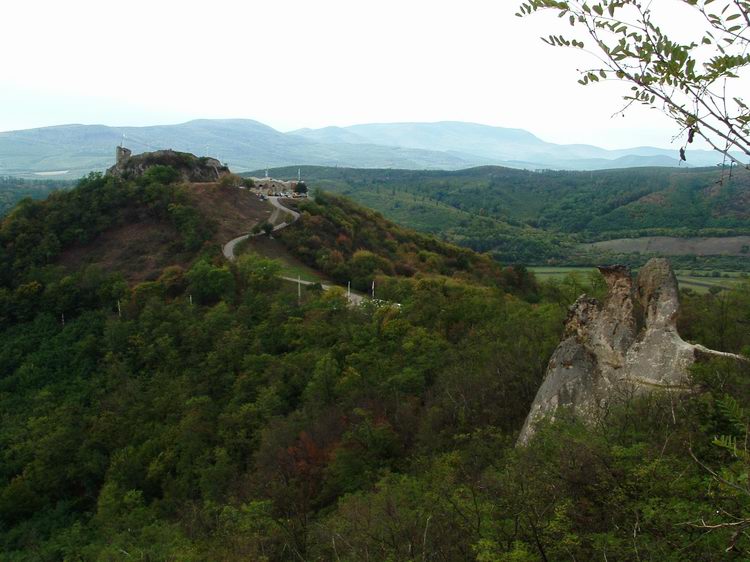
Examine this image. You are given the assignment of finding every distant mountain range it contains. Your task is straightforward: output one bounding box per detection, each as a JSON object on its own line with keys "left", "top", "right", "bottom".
{"left": 0, "top": 119, "right": 736, "bottom": 178}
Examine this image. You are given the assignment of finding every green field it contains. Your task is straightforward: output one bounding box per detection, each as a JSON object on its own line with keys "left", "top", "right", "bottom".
{"left": 674, "top": 270, "right": 748, "bottom": 293}
{"left": 530, "top": 266, "right": 747, "bottom": 293}
{"left": 529, "top": 266, "right": 598, "bottom": 281}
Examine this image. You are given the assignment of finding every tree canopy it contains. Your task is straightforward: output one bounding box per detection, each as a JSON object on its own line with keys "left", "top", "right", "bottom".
{"left": 0, "top": 170, "right": 749, "bottom": 559}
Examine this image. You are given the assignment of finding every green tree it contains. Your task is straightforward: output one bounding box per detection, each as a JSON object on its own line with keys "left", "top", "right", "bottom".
{"left": 185, "top": 259, "right": 235, "bottom": 304}
{"left": 142, "top": 165, "right": 179, "bottom": 185}
{"left": 517, "top": 0, "right": 750, "bottom": 165}
{"left": 236, "top": 253, "right": 280, "bottom": 292}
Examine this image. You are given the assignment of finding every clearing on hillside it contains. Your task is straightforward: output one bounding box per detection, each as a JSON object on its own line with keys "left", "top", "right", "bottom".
{"left": 582, "top": 236, "right": 750, "bottom": 256}
{"left": 236, "top": 235, "right": 328, "bottom": 284}
{"left": 188, "top": 183, "right": 273, "bottom": 241}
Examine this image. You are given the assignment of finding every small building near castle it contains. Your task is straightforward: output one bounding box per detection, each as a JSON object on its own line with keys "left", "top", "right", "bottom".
{"left": 250, "top": 177, "right": 296, "bottom": 195}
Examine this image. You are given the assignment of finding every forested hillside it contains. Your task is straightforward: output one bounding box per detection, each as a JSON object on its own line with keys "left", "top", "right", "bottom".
{"left": 0, "top": 168, "right": 215, "bottom": 288}
{"left": 277, "top": 193, "right": 537, "bottom": 295}
{"left": 1, "top": 170, "right": 749, "bottom": 560}
{"left": 257, "top": 165, "right": 750, "bottom": 268}
{"left": 0, "top": 177, "right": 70, "bottom": 217}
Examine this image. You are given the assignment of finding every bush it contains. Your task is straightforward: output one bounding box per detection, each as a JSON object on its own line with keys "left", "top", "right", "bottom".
{"left": 219, "top": 174, "right": 243, "bottom": 188}
{"left": 185, "top": 259, "right": 235, "bottom": 304}
{"left": 142, "top": 165, "right": 179, "bottom": 185}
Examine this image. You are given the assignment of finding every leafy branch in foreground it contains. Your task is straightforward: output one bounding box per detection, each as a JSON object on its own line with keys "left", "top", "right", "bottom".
{"left": 517, "top": 0, "right": 750, "bottom": 166}
{"left": 688, "top": 394, "right": 750, "bottom": 552}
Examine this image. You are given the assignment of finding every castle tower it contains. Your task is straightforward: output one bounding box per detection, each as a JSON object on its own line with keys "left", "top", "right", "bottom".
{"left": 116, "top": 146, "right": 132, "bottom": 166}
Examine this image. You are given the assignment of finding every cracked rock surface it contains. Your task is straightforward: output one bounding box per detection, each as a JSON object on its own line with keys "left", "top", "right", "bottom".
{"left": 517, "top": 258, "right": 741, "bottom": 445}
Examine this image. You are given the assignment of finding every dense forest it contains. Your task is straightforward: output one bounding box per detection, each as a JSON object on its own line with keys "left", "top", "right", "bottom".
{"left": 276, "top": 193, "right": 536, "bottom": 296}
{"left": 0, "top": 170, "right": 749, "bottom": 560}
{"left": 0, "top": 177, "right": 71, "bottom": 217}
{"left": 254, "top": 165, "right": 750, "bottom": 269}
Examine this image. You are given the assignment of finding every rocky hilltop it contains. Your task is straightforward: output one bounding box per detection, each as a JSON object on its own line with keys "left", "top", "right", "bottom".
{"left": 518, "top": 258, "right": 744, "bottom": 445}
{"left": 106, "top": 147, "right": 230, "bottom": 182}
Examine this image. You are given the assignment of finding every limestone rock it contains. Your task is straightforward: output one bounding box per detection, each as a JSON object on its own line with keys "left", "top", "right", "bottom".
{"left": 517, "top": 258, "right": 744, "bottom": 445}
{"left": 106, "top": 148, "right": 230, "bottom": 182}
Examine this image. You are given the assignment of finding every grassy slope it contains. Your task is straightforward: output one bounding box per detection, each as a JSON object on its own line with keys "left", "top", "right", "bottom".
{"left": 236, "top": 235, "right": 328, "bottom": 283}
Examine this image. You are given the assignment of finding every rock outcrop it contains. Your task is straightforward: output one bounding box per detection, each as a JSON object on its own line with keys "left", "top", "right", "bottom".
{"left": 106, "top": 148, "right": 230, "bottom": 182}
{"left": 518, "top": 258, "right": 744, "bottom": 445}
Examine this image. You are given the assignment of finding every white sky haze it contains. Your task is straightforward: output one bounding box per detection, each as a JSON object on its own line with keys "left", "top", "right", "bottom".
{"left": 0, "top": 0, "right": 739, "bottom": 149}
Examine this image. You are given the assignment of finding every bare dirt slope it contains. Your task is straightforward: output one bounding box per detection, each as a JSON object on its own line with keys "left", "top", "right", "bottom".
{"left": 58, "top": 184, "right": 272, "bottom": 283}
{"left": 58, "top": 219, "right": 185, "bottom": 283}
{"left": 188, "top": 183, "right": 273, "bottom": 241}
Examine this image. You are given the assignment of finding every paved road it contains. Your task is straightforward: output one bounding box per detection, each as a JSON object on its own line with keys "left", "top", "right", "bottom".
{"left": 268, "top": 196, "right": 300, "bottom": 230}
{"left": 221, "top": 196, "right": 363, "bottom": 306}
{"left": 222, "top": 232, "right": 251, "bottom": 260}
{"left": 221, "top": 196, "right": 297, "bottom": 260}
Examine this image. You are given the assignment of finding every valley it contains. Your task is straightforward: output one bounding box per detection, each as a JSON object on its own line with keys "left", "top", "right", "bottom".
{"left": 4, "top": 158, "right": 748, "bottom": 285}
{"left": 253, "top": 164, "right": 750, "bottom": 271}
{"left": 0, "top": 148, "right": 748, "bottom": 560}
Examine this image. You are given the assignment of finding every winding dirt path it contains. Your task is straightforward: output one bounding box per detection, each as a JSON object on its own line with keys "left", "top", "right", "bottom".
{"left": 221, "top": 196, "right": 363, "bottom": 305}
{"left": 221, "top": 197, "right": 297, "bottom": 260}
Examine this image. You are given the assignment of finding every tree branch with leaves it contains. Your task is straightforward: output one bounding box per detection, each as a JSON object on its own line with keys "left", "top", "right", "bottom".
{"left": 686, "top": 394, "right": 750, "bottom": 553}
{"left": 517, "top": 0, "right": 750, "bottom": 166}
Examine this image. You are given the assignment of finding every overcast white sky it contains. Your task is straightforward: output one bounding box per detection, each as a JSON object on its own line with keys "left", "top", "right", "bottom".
{"left": 0, "top": 0, "right": 736, "bottom": 149}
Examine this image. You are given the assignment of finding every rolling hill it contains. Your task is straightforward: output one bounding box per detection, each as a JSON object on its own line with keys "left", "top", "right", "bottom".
{"left": 0, "top": 120, "right": 486, "bottom": 178}
{"left": 291, "top": 121, "right": 736, "bottom": 169}
{"left": 0, "top": 119, "right": 739, "bottom": 178}
{"left": 252, "top": 164, "right": 750, "bottom": 268}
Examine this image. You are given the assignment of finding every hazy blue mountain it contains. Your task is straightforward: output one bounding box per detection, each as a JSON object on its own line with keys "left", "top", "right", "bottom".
{"left": 0, "top": 120, "right": 484, "bottom": 178}
{"left": 291, "top": 122, "right": 546, "bottom": 160}
{"left": 0, "top": 118, "right": 736, "bottom": 178}
{"left": 288, "top": 126, "right": 371, "bottom": 145}
{"left": 291, "top": 121, "right": 729, "bottom": 168}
